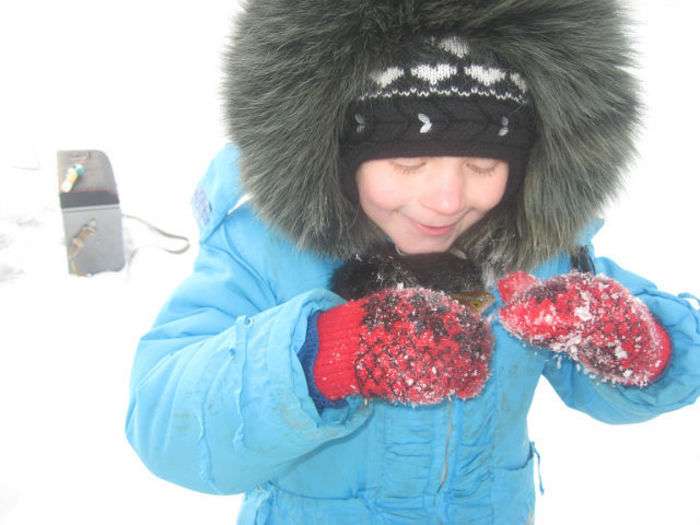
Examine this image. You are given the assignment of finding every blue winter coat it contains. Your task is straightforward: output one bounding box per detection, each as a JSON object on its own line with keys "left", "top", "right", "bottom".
{"left": 125, "top": 145, "right": 700, "bottom": 524}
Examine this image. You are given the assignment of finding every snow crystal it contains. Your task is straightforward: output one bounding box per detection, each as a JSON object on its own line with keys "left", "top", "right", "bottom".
{"left": 574, "top": 305, "right": 593, "bottom": 322}
{"left": 533, "top": 304, "right": 557, "bottom": 325}
{"left": 613, "top": 346, "right": 628, "bottom": 360}
{"left": 551, "top": 334, "right": 581, "bottom": 354}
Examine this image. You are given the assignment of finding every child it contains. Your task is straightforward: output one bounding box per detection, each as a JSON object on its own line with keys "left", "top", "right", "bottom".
{"left": 125, "top": 1, "right": 700, "bottom": 523}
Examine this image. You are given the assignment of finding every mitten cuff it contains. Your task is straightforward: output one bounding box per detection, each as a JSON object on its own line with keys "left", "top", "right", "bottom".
{"left": 314, "top": 299, "right": 367, "bottom": 400}
{"left": 647, "top": 317, "right": 673, "bottom": 383}
{"left": 297, "top": 310, "right": 349, "bottom": 412}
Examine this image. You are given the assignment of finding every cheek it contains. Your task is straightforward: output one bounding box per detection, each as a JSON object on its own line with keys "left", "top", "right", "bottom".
{"left": 357, "top": 173, "right": 407, "bottom": 211}
{"left": 472, "top": 174, "right": 508, "bottom": 210}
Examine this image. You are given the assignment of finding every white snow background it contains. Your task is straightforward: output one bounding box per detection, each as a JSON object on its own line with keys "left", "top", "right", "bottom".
{"left": 0, "top": 1, "right": 698, "bottom": 524}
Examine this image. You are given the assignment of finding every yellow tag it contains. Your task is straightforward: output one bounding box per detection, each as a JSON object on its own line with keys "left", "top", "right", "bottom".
{"left": 450, "top": 291, "right": 495, "bottom": 315}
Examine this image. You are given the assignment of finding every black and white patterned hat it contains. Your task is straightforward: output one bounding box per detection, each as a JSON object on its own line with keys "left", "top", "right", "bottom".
{"left": 339, "top": 34, "right": 537, "bottom": 204}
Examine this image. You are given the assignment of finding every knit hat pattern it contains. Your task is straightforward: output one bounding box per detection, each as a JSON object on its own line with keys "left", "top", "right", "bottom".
{"left": 358, "top": 36, "right": 529, "bottom": 104}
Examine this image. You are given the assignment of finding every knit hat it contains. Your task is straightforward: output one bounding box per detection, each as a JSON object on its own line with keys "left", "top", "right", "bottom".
{"left": 339, "top": 35, "right": 537, "bottom": 206}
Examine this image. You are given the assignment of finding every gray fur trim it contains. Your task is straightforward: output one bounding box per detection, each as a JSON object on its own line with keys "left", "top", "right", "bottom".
{"left": 221, "top": 0, "right": 642, "bottom": 277}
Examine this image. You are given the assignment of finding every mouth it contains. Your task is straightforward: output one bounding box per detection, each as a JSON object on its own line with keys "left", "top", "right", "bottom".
{"left": 411, "top": 219, "right": 459, "bottom": 236}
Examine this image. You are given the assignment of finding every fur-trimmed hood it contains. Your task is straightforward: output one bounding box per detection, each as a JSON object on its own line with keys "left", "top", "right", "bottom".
{"left": 221, "top": 0, "right": 642, "bottom": 280}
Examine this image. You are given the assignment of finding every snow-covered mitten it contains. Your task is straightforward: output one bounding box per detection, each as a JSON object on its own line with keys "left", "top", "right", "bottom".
{"left": 307, "top": 286, "right": 493, "bottom": 406}
{"left": 497, "top": 271, "right": 672, "bottom": 386}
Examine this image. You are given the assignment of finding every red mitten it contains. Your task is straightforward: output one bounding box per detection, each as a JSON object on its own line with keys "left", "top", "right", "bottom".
{"left": 498, "top": 271, "right": 672, "bottom": 387}
{"left": 314, "top": 286, "right": 493, "bottom": 406}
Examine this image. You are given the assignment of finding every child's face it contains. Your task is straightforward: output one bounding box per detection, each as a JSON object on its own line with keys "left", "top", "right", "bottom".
{"left": 355, "top": 156, "right": 509, "bottom": 254}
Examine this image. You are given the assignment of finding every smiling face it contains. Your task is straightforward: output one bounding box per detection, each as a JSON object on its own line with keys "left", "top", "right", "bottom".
{"left": 355, "top": 156, "right": 509, "bottom": 255}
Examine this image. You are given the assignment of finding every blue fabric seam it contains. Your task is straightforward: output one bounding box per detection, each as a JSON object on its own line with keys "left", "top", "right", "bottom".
{"left": 197, "top": 340, "right": 238, "bottom": 495}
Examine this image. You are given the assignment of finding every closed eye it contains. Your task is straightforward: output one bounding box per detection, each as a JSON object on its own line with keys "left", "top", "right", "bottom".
{"left": 466, "top": 160, "right": 499, "bottom": 175}
{"left": 392, "top": 161, "right": 425, "bottom": 174}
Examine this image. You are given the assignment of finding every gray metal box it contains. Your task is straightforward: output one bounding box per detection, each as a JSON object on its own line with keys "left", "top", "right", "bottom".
{"left": 57, "top": 150, "right": 125, "bottom": 276}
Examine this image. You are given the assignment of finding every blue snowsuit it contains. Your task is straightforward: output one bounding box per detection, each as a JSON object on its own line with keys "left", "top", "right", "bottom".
{"left": 125, "top": 145, "right": 700, "bottom": 524}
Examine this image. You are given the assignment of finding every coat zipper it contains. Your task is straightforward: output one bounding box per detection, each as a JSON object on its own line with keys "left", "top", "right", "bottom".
{"left": 436, "top": 288, "right": 495, "bottom": 495}
{"left": 437, "top": 397, "right": 453, "bottom": 492}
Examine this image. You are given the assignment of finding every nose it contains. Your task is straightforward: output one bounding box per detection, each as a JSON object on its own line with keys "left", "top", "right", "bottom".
{"left": 418, "top": 160, "right": 465, "bottom": 217}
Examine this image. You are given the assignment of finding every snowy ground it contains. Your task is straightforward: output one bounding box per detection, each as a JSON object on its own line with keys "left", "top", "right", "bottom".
{"left": 1, "top": 1, "right": 699, "bottom": 524}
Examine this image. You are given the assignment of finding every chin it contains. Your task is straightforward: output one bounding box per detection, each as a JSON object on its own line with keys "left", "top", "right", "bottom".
{"left": 395, "top": 239, "right": 453, "bottom": 255}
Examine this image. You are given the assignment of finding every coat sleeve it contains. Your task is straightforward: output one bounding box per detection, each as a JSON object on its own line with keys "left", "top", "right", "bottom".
{"left": 124, "top": 218, "right": 372, "bottom": 495}
{"left": 541, "top": 245, "right": 700, "bottom": 425}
